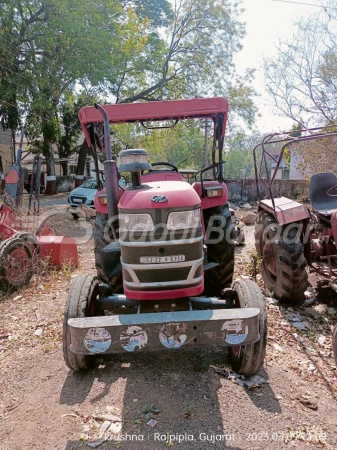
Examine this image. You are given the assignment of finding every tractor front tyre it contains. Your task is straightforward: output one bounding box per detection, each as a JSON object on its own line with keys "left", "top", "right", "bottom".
{"left": 228, "top": 279, "right": 267, "bottom": 376}
{"left": 203, "top": 205, "right": 235, "bottom": 296}
{"left": 63, "top": 274, "right": 100, "bottom": 371}
{"left": 255, "top": 211, "right": 308, "bottom": 303}
{"left": 333, "top": 324, "right": 337, "bottom": 366}
{"left": 0, "top": 237, "right": 34, "bottom": 291}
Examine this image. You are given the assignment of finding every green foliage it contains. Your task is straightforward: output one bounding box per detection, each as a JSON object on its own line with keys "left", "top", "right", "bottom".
{"left": 225, "top": 130, "right": 263, "bottom": 178}
{"left": 0, "top": 0, "right": 258, "bottom": 179}
{"left": 113, "top": 120, "right": 206, "bottom": 169}
{"left": 289, "top": 123, "right": 302, "bottom": 138}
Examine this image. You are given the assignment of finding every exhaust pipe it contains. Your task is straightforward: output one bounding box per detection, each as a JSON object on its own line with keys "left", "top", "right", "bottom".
{"left": 94, "top": 103, "right": 119, "bottom": 220}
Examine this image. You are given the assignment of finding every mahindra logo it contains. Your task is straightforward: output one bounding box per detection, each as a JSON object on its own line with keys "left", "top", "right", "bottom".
{"left": 151, "top": 195, "right": 168, "bottom": 203}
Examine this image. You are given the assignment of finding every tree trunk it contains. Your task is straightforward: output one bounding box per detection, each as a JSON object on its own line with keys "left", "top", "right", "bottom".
{"left": 44, "top": 139, "right": 57, "bottom": 195}
{"left": 75, "top": 140, "right": 89, "bottom": 187}
{"left": 60, "top": 160, "right": 68, "bottom": 176}
{"left": 11, "top": 129, "right": 16, "bottom": 164}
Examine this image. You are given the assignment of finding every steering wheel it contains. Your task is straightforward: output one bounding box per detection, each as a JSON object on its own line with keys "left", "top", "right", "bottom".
{"left": 327, "top": 185, "right": 337, "bottom": 196}
{"left": 150, "top": 162, "right": 178, "bottom": 172}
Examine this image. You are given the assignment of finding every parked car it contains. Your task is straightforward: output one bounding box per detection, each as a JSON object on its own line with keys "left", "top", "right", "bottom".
{"left": 68, "top": 178, "right": 98, "bottom": 208}
{"left": 68, "top": 178, "right": 127, "bottom": 208}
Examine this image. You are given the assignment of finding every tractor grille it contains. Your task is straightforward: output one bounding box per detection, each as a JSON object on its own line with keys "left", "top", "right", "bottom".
{"left": 120, "top": 235, "right": 203, "bottom": 291}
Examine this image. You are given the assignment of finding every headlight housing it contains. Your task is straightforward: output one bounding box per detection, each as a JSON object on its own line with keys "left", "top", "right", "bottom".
{"left": 119, "top": 213, "right": 154, "bottom": 232}
{"left": 167, "top": 209, "right": 201, "bottom": 230}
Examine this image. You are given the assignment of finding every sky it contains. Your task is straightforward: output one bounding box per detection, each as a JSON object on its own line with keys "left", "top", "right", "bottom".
{"left": 234, "top": 0, "right": 326, "bottom": 132}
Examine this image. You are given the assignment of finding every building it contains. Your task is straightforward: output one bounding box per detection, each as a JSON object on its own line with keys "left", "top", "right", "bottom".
{"left": 1, "top": 129, "right": 124, "bottom": 189}
{"left": 0, "top": 129, "right": 13, "bottom": 177}
{"left": 271, "top": 157, "right": 290, "bottom": 180}
{"left": 271, "top": 152, "right": 304, "bottom": 181}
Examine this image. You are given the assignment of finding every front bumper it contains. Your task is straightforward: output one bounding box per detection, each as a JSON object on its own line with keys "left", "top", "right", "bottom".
{"left": 68, "top": 307, "right": 260, "bottom": 355}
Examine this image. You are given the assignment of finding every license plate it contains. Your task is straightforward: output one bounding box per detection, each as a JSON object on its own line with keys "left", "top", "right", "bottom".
{"left": 72, "top": 198, "right": 82, "bottom": 203}
{"left": 140, "top": 255, "right": 185, "bottom": 264}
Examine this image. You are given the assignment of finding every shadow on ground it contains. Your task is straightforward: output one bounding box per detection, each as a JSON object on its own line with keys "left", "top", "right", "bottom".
{"left": 60, "top": 348, "right": 280, "bottom": 450}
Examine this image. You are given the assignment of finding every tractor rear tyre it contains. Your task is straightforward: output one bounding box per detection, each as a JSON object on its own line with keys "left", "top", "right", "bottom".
{"left": 228, "top": 279, "right": 267, "bottom": 376}
{"left": 94, "top": 212, "right": 122, "bottom": 290}
{"left": 0, "top": 237, "right": 34, "bottom": 291}
{"left": 63, "top": 274, "right": 99, "bottom": 371}
{"left": 203, "top": 204, "right": 234, "bottom": 296}
{"left": 255, "top": 211, "right": 308, "bottom": 303}
{"left": 333, "top": 324, "right": 337, "bottom": 366}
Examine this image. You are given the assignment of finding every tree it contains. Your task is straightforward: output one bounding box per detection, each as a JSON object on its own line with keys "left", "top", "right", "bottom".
{"left": 110, "top": 0, "right": 257, "bottom": 128}
{"left": 1, "top": 0, "right": 257, "bottom": 194}
{"left": 112, "top": 120, "right": 206, "bottom": 168}
{"left": 0, "top": 1, "right": 152, "bottom": 191}
{"left": 288, "top": 135, "right": 337, "bottom": 178}
{"left": 225, "top": 131, "right": 263, "bottom": 179}
{"left": 264, "top": 9, "right": 337, "bottom": 127}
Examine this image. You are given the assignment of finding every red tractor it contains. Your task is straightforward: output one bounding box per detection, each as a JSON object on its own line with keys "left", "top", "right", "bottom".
{"left": 63, "top": 97, "right": 267, "bottom": 375}
{"left": 253, "top": 126, "right": 337, "bottom": 364}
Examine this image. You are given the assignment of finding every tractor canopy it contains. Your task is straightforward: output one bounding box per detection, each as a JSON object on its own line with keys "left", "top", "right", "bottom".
{"left": 79, "top": 97, "right": 228, "bottom": 135}
{"left": 79, "top": 97, "right": 228, "bottom": 164}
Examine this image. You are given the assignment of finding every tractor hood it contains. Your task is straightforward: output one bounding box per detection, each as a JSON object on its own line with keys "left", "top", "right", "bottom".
{"left": 118, "top": 181, "right": 200, "bottom": 211}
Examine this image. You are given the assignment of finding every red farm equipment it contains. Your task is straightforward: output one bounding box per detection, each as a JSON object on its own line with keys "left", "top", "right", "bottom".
{"left": 0, "top": 201, "right": 79, "bottom": 291}
{"left": 62, "top": 97, "right": 267, "bottom": 375}
{"left": 0, "top": 140, "right": 78, "bottom": 292}
{"left": 253, "top": 125, "right": 337, "bottom": 364}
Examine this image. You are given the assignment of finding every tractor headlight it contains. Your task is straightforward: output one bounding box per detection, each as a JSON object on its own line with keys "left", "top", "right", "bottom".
{"left": 167, "top": 209, "right": 201, "bottom": 230}
{"left": 119, "top": 213, "right": 154, "bottom": 232}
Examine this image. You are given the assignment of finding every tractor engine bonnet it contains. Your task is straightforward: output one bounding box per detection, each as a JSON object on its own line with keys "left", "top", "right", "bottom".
{"left": 118, "top": 180, "right": 200, "bottom": 210}
{"left": 118, "top": 181, "right": 203, "bottom": 300}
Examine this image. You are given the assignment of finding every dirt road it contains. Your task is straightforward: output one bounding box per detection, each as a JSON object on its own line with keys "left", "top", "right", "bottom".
{"left": 1, "top": 218, "right": 336, "bottom": 450}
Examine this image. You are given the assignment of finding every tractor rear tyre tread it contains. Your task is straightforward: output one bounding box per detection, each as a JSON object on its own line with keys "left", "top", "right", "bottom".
{"left": 63, "top": 274, "right": 99, "bottom": 371}
{"left": 94, "top": 212, "right": 109, "bottom": 284}
{"left": 255, "top": 211, "right": 308, "bottom": 303}
{"left": 203, "top": 204, "right": 234, "bottom": 296}
{"left": 94, "top": 212, "right": 122, "bottom": 291}
{"left": 228, "top": 279, "right": 267, "bottom": 376}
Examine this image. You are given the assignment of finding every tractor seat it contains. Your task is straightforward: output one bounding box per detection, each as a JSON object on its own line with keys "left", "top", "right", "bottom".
{"left": 309, "top": 172, "right": 337, "bottom": 219}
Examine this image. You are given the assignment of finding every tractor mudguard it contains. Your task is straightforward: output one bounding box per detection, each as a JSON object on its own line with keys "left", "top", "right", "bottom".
{"left": 193, "top": 181, "right": 229, "bottom": 210}
{"left": 68, "top": 307, "right": 260, "bottom": 355}
{"left": 258, "top": 196, "right": 309, "bottom": 225}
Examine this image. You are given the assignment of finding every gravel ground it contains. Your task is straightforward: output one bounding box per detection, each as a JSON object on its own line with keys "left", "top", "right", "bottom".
{"left": 0, "top": 214, "right": 336, "bottom": 450}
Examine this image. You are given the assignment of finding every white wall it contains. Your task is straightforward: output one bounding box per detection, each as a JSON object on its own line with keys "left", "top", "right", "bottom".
{"left": 289, "top": 153, "right": 304, "bottom": 180}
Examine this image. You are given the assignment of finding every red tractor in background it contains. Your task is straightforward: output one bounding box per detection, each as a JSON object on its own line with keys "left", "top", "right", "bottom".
{"left": 63, "top": 97, "right": 267, "bottom": 375}
{"left": 253, "top": 126, "right": 337, "bottom": 364}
